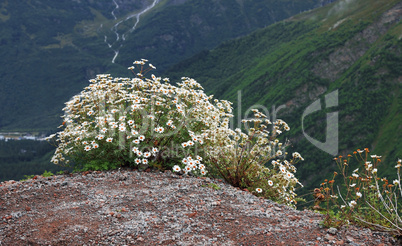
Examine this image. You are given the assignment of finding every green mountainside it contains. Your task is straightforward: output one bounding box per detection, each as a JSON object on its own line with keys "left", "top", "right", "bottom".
{"left": 166, "top": 0, "right": 402, "bottom": 195}
{"left": 0, "top": 0, "right": 330, "bottom": 181}
{"left": 115, "top": 0, "right": 330, "bottom": 71}
{"left": 0, "top": 0, "right": 324, "bottom": 132}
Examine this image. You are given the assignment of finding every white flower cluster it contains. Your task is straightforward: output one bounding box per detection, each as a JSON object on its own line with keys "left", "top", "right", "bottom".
{"left": 47, "top": 59, "right": 303, "bottom": 205}
{"left": 48, "top": 59, "right": 232, "bottom": 172}
{"left": 173, "top": 155, "right": 207, "bottom": 176}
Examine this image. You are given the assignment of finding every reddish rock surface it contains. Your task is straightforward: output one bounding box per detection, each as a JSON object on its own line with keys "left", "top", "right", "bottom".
{"left": 0, "top": 170, "right": 399, "bottom": 245}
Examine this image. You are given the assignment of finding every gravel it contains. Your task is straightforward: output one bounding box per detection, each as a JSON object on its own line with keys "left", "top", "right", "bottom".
{"left": 0, "top": 169, "right": 399, "bottom": 245}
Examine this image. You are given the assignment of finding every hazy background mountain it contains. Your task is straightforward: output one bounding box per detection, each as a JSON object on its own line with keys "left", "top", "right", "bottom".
{"left": 0, "top": 0, "right": 326, "bottom": 131}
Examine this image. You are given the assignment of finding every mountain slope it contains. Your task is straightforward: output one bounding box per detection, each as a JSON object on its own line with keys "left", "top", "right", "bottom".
{"left": 0, "top": 0, "right": 326, "bottom": 132}
{"left": 166, "top": 0, "right": 402, "bottom": 194}
{"left": 114, "top": 0, "right": 333, "bottom": 71}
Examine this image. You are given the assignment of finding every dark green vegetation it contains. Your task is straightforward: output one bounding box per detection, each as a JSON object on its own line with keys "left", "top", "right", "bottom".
{"left": 0, "top": 0, "right": 329, "bottom": 179}
{"left": 0, "top": 140, "right": 64, "bottom": 182}
{"left": 0, "top": 0, "right": 323, "bottom": 132}
{"left": 118, "top": 0, "right": 327, "bottom": 72}
{"left": 166, "top": 0, "right": 402, "bottom": 200}
{"left": 0, "top": 0, "right": 325, "bottom": 181}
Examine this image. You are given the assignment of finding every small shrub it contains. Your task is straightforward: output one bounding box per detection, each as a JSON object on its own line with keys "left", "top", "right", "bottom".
{"left": 41, "top": 170, "right": 54, "bottom": 177}
{"left": 20, "top": 170, "right": 54, "bottom": 181}
{"left": 202, "top": 183, "right": 221, "bottom": 190}
{"left": 55, "top": 170, "right": 64, "bottom": 175}
{"left": 314, "top": 148, "right": 401, "bottom": 236}
{"left": 202, "top": 109, "right": 304, "bottom": 206}
{"left": 20, "top": 174, "right": 35, "bottom": 181}
{"left": 47, "top": 59, "right": 232, "bottom": 175}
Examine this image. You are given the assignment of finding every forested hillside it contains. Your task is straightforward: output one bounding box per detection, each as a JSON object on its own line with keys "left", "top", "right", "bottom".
{"left": 0, "top": 0, "right": 325, "bottom": 132}
{"left": 0, "top": 0, "right": 329, "bottom": 181}
{"left": 166, "top": 0, "right": 402, "bottom": 195}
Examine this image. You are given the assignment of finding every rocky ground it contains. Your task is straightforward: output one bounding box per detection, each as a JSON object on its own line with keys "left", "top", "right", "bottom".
{"left": 0, "top": 169, "right": 400, "bottom": 245}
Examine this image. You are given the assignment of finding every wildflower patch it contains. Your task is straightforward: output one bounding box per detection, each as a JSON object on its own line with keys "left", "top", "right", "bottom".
{"left": 47, "top": 59, "right": 303, "bottom": 206}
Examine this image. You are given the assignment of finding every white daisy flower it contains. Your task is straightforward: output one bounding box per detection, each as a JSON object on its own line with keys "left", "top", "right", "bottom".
{"left": 172, "top": 165, "right": 181, "bottom": 172}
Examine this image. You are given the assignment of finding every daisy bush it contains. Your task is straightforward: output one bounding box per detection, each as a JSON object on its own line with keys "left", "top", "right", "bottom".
{"left": 202, "top": 109, "right": 304, "bottom": 205}
{"left": 47, "top": 59, "right": 232, "bottom": 172}
{"left": 47, "top": 59, "right": 304, "bottom": 205}
{"left": 314, "top": 149, "right": 401, "bottom": 236}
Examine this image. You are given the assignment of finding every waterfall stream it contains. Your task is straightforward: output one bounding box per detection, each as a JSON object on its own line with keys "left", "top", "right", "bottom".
{"left": 103, "top": 0, "right": 160, "bottom": 63}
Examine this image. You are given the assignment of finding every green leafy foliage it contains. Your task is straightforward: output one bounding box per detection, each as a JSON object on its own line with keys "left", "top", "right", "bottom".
{"left": 20, "top": 170, "right": 54, "bottom": 181}
{"left": 203, "top": 183, "right": 221, "bottom": 190}
{"left": 41, "top": 170, "right": 54, "bottom": 177}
